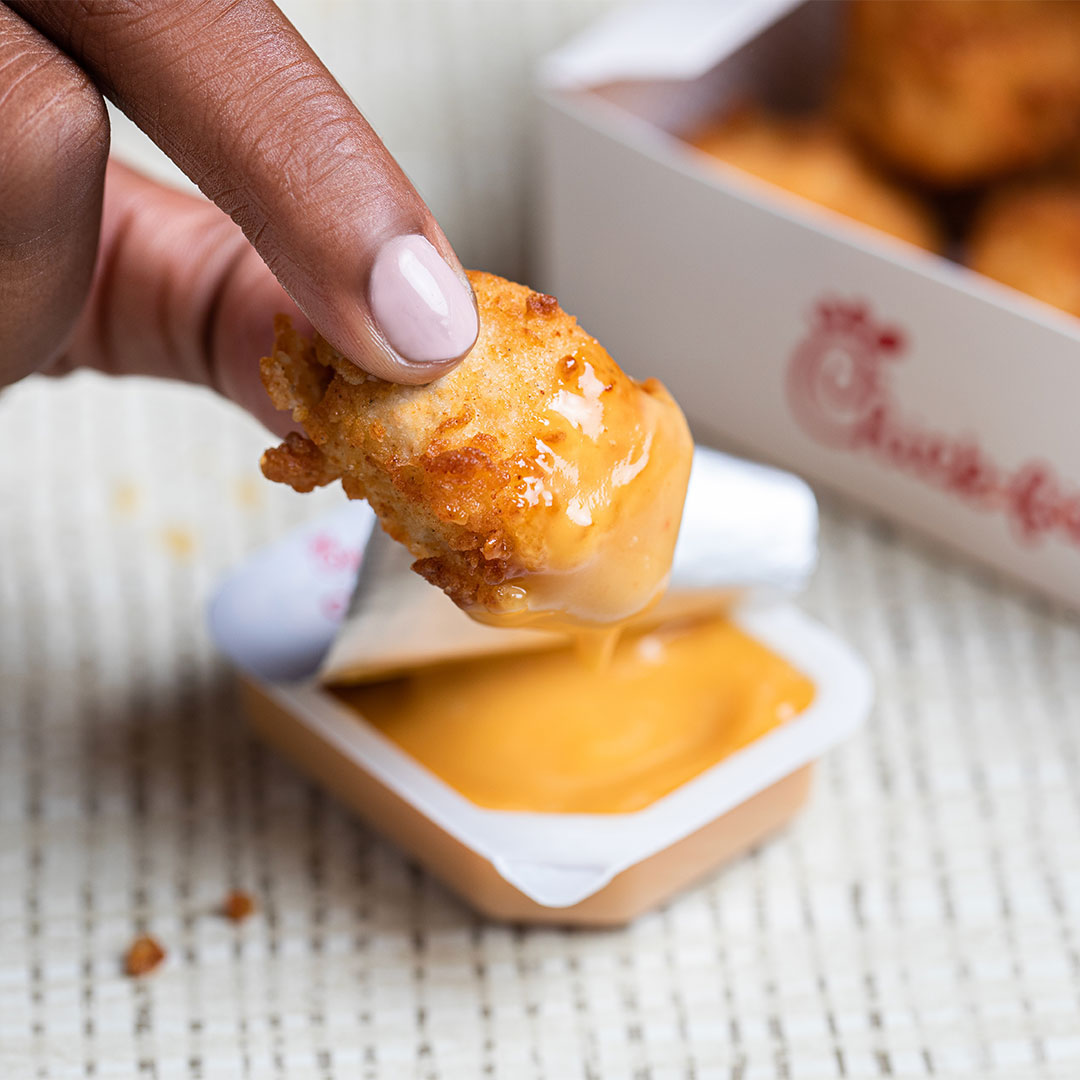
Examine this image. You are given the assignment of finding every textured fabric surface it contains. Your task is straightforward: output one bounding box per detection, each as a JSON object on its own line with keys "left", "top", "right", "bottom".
{"left": 2, "top": 371, "right": 1080, "bottom": 1080}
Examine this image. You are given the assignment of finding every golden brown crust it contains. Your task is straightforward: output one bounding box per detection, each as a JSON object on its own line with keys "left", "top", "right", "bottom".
{"left": 260, "top": 314, "right": 334, "bottom": 412}
{"left": 967, "top": 181, "right": 1080, "bottom": 317}
{"left": 835, "top": 0, "right": 1080, "bottom": 187}
{"left": 259, "top": 272, "right": 690, "bottom": 615}
{"left": 260, "top": 431, "right": 341, "bottom": 494}
{"left": 688, "top": 105, "right": 943, "bottom": 250}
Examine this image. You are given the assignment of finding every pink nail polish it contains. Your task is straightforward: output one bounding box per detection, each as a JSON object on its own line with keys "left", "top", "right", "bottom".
{"left": 368, "top": 235, "right": 478, "bottom": 365}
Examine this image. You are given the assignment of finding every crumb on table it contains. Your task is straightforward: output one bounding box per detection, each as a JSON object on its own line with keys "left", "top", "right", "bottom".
{"left": 159, "top": 525, "right": 197, "bottom": 561}
{"left": 223, "top": 889, "right": 256, "bottom": 922}
{"left": 111, "top": 480, "right": 140, "bottom": 517}
{"left": 233, "top": 475, "right": 263, "bottom": 509}
{"left": 125, "top": 935, "right": 166, "bottom": 977}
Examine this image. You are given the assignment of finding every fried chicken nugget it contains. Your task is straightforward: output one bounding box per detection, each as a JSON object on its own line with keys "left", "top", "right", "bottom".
{"left": 967, "top": 181, "right": 1080, "bottom": 318}
{"left": 260, "top": 272, "right": 693, "bottom": 628}
{"left": 688, "top": 107, "right": 942, "bottom": 251}
{"left": 837, "top": 0, "right": 1080, "bottom": 187}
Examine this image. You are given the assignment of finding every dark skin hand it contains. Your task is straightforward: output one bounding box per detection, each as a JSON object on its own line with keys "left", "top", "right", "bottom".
{"left": 0, "top": 0, "right": 479, "bottom": 435}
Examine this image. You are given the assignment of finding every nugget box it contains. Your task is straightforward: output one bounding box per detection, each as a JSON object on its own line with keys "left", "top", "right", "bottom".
{"left": 536, "top": 0, "right": 1080, "bottom": 609}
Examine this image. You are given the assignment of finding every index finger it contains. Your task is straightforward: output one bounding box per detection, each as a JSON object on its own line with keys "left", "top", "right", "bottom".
{"left": 9, "top": 0, "right": 478, "bottom": 383}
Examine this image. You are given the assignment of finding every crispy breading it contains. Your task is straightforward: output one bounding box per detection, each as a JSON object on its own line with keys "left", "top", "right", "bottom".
{"left": 261, "top": 431, "right": 341, "bottom": 493}
{"left": 836, "top": 0, "right": 1080, "bottom": 187}
{"left": 967, "top": 181, "right": 1080, "bottom": 318}
{"left": 688, "top": 106, "right": 943, "bottom": 251}
{"left": 260, "top": 272, "right": 693, "bottom": 624}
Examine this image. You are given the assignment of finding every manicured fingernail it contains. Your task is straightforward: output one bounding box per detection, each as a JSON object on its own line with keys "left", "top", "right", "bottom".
{"left": 368, "top": 235, "right": 478, "bottom": 365}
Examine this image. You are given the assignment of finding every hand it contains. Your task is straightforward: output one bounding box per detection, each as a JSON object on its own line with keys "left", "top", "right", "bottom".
{"left": 0, "top": 0, "right": 479, "bottom": 434}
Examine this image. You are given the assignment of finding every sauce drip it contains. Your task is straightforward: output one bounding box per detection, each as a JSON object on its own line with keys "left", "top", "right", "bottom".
{"left": 469, "top": 339, "right": 693, "bottom": 634}
{"left": 333, "top": 616, "right": 815, "bottom": 815}
{"left": 570, "top": 626, "right": 622, "bottom": 671}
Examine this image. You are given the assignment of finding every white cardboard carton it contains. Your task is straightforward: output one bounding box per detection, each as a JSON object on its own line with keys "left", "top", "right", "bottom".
{"left": 537, "top": 0, "right": 1080, "bottom": 609}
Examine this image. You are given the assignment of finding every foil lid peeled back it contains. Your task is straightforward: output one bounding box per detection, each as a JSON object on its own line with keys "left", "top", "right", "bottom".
{"left": 210, "top": 447, "right": 818, "bottom": 686}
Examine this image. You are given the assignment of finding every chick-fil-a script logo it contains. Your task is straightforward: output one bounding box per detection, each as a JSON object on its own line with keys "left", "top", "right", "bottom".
{"left": 787, "top": 298, "right": 1080, "bottom": 549}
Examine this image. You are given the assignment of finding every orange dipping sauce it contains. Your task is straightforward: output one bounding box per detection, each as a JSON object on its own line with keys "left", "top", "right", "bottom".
{"left": 333, "top": 616, "right": 814, "bottom": 815}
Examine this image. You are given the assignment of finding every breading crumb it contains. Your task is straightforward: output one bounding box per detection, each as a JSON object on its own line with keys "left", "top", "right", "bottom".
{"left": 125, "top": 935, "right": 166, "bottom": 977}
{"left": 223, "top": 890, "right": 256, "bottom": 922}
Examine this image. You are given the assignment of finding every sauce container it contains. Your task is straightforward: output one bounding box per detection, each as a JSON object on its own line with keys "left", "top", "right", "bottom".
{"left": 210, "top": 448, "right": 872, "bottom": 924}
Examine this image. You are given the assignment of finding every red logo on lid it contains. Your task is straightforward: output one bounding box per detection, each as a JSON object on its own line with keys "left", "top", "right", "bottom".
{"left": 787, "top": 299, "right": 903, "bottom": 449}
{"left": 788, "top": 298, "right": 1080, "bottom": 551}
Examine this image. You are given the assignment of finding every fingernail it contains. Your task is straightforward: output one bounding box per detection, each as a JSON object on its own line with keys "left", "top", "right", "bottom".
{"left": 368, "top": 235, "right": 478, "bottom": 365}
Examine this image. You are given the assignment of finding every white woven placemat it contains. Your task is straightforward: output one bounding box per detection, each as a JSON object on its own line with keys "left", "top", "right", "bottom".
{"left": 2, "top": 370, "right": 1079, "bottom": 1080}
